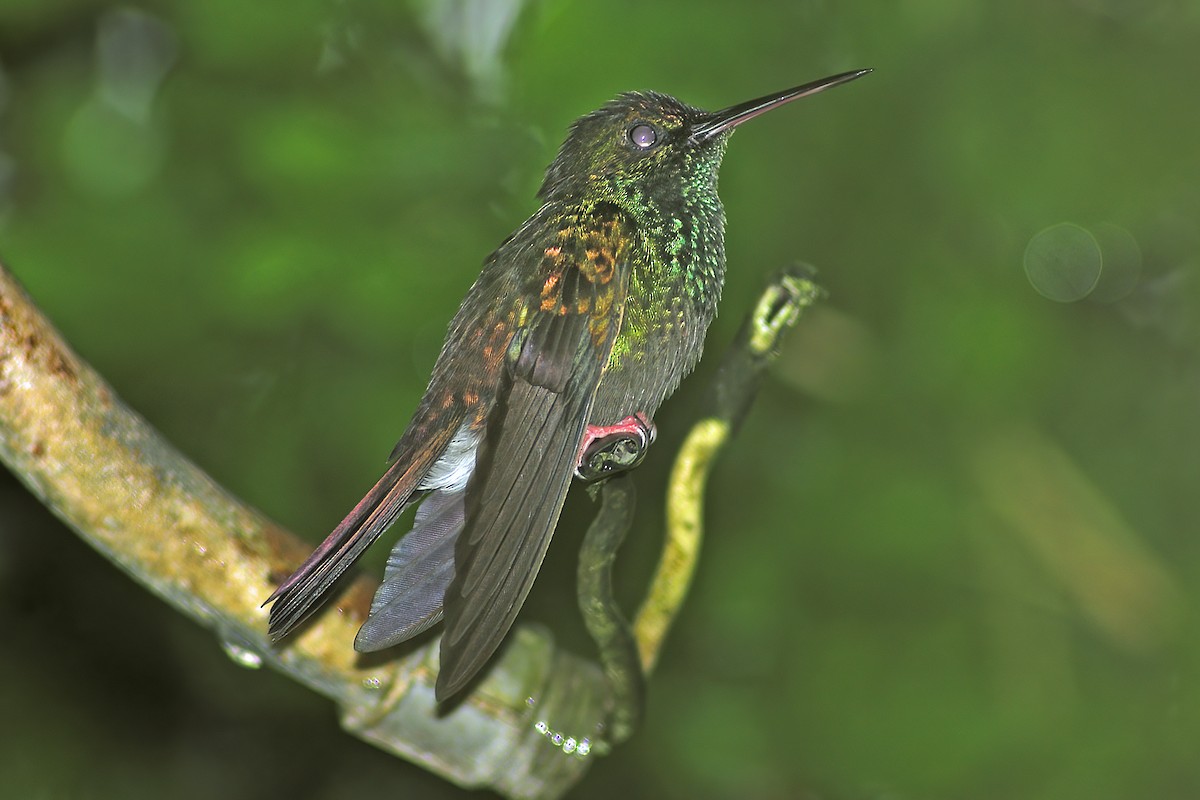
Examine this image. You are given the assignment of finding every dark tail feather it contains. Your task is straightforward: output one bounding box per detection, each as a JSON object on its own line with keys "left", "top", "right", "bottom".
{"left": 265, "top": 459, "right": 417, "bottom": 639}
{"left": 353, "top": 487, "right": 466, "bottom": 651}
{"left": 266, "top": 410, "right": 464, "bottom": 640}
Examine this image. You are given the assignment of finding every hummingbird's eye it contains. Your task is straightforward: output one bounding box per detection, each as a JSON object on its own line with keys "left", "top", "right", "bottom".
{"left": 628, "top": 124, "right": 658, "bottom": 149}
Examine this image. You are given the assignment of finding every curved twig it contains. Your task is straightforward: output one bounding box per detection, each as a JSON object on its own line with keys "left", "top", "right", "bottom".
{"left": 577, "top": 473, "right": 644, "bottom": 745}
{"left": 573, "top": 268, "right": 822, "bottom": 742}
{"left": 634, "top": 268, "right": 822, "bottom": 673}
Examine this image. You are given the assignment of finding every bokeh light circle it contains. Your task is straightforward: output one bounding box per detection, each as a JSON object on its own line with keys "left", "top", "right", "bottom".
{"left": 1023, "top": 222, "right": 1103, "bottom": 302}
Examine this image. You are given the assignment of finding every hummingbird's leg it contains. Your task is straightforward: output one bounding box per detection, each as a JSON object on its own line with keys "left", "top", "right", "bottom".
{"left": 574, "top": 412, "right": 657, "bottom": 482}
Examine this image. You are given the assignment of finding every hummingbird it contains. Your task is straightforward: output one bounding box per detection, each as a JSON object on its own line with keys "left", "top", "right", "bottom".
{"left": 266, "top": 68, "right": 871, "bottom": 700}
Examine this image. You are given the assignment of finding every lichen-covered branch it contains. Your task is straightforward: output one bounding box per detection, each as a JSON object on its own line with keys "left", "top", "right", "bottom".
{"left": 0, "top": 259, "right": 819, "bottom": 798}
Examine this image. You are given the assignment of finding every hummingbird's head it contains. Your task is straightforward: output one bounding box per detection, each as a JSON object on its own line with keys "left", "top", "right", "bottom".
{"left": 536, "top": 91, "right": 723, "bottom": 206}
{"left": 535, "top": 69, "right": 873, "bottom": 207}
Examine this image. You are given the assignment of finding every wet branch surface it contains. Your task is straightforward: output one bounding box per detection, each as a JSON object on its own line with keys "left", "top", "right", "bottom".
{"left": 0, "top": 260, "right": 818, "bottom": 799}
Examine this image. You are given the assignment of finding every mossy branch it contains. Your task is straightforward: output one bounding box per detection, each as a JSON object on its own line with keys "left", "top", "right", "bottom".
{"left": 0, "top": 260, "right": 600, "bottom": 799}
{"left": 0, "top": 259, "right": 818, "bottom": 798}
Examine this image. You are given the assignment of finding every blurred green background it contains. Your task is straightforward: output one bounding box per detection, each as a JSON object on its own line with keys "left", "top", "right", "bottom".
{"left": 1, "top": 1, "right": 1198, "bottom": 798}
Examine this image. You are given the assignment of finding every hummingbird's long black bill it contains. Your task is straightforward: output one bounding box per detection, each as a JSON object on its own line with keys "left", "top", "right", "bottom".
{"left": 689, "top": 68, "right": 872, "bottom": 143}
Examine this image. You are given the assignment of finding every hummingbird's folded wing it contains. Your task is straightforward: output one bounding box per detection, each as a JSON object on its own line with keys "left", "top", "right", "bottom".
{"left": 435, "top": 204, "right": 631, "bottom": 699}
